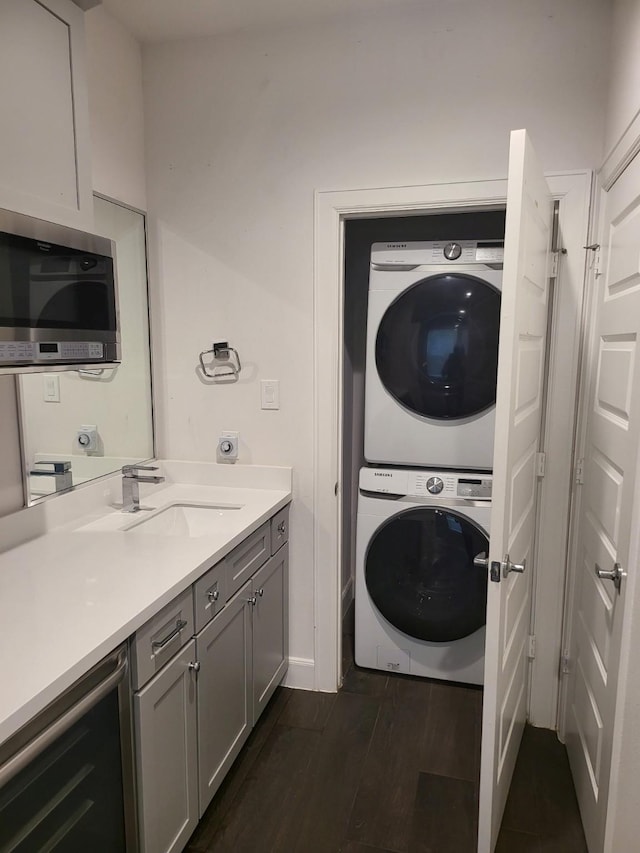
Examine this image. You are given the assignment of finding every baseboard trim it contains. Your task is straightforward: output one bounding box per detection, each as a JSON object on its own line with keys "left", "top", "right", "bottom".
{"left": 282, "top": 656, "right": 316, "bottom": 690}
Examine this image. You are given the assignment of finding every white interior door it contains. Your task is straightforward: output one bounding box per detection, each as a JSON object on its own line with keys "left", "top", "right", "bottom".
{"left": 477, "top": 129, "right": 553, "bottom": 853}
{"left": 562, "top": 151, "right": 640, "bottom": 853}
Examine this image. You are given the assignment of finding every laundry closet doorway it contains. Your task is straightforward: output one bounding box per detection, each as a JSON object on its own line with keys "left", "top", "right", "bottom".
{"left": 341, "top": 207, "right": 506, "bottom": 638}
{"left": 313, "top": 134, "right": 591, "bottom": 851}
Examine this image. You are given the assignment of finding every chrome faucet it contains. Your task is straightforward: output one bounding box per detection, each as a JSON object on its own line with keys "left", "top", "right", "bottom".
{"left": 121, "top": 464, "right": 165, "bottom": 513}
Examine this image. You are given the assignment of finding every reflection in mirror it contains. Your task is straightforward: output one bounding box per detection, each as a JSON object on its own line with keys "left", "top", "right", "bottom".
{"left": 18, "top": 197, "right": 154, "bottom": 503}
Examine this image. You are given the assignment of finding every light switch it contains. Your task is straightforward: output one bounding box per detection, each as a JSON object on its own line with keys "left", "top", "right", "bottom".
{"left": 43, "top": 375, "right": 60, "bottom": 403}
{"left": 261, "top": 379, "right": 280, "bottom": 410}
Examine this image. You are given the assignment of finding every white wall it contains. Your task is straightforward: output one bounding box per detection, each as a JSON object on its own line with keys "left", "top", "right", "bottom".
{"left": 143, "top": 0, "right": 611, "bottom": 681}
{"left": 603, "top": 0, "right": 640, "bottom": 157}
{"left": 85, "top": 5, "right": 147, "bottom": 210}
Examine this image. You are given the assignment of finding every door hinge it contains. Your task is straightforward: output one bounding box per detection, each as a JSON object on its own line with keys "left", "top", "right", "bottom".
{"left": 560, "top": 652, "right": 571, "bottom": 676}
{"left": 536, "top": 451, "right": 546, "bottom": 478}
{"left": 527, "top": 635, "right": 536, "bottom": 660}
{"left": 594, "top": 246, "right": 602, "bottom": 279}
{"left": 550, "top": 251, "right": 559, "bottom": 278}
{"left": 575, "top": 458, "right": 585, "bottom": 485}
{"left": 585, "top": 243, "right": 602, "bottom": 279}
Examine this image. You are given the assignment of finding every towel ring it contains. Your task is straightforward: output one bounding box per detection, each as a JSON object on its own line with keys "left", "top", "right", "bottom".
{"left": 199, "top": 342, "right": 242, "bottom": 379}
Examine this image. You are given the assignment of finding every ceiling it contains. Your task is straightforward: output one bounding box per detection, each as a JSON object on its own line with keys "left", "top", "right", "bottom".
{"left": 99, "top": 0, "right": 414, "bottom": 43}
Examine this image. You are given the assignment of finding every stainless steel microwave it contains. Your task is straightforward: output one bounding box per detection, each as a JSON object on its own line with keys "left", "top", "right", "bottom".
{"left": 0, "top": 208, "right": 121, "bottom": 373}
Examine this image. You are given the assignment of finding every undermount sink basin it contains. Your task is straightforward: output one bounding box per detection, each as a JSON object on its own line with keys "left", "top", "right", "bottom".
{"left": 125, "top": 502, "right": 243, "bottom": 538}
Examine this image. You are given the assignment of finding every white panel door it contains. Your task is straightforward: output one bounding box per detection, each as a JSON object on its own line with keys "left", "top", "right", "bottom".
{"left": 563, "top": 151, "right": 640, "bottom": 853}
{"left": 477, "top": 129, "right": 553, "bottom": 853}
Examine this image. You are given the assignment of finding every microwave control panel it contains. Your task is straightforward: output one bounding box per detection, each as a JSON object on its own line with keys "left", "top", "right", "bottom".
{"left": 0, "top": 341, "right": 104, "bottom": 362}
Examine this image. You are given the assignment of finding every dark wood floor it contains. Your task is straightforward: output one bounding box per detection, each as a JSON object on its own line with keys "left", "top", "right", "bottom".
{"left": 186, "top": 623, "right": 587, "bottom": 853}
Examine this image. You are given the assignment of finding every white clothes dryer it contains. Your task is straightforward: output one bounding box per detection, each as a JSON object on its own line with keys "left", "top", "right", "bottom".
{"left": 364, "top": 240, "right": 503, "bottom": 470}
{"left": 355, "top": 466, "right": 491, "bottom": 685}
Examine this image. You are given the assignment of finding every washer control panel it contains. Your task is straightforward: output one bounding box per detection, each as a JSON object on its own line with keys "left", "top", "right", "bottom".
{"left": 360, "top": 467, "right": 492, "bottom": 500}
{"left": 371, "top": 240, "right": 504, "bottom": 267}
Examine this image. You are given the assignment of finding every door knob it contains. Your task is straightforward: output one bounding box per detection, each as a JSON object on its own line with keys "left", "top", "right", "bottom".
{"left": 502, "top": 554, "right": 526, "bottom": 578}
{"left": 595, "top": 562, "right": 624, "bottom": 593}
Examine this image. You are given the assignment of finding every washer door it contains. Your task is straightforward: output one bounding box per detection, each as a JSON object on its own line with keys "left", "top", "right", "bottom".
{"left": 365, "top": 507, "right": 488, "bottom": 642}
{"left": 375, "top": 273, "right": 501, "bottom": 420}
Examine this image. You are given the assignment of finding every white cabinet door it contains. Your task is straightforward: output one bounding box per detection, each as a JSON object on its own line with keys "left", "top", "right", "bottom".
{"left": 197, "top": 582, "right": 253, "bottom": 817}
{"left": 0, "top": 0, "right": 92, "bottom": 228}
{"left": 135, "top": 639, "right": 199, "bottom": 853}
{"left": 563, "top": 151, "right": 640, "bottom": 853}
{"left": 252, "top": 543, "right": 289, "bottom": 722}
{"left": 478, "top": 129, "right": 554, "bottom": 853}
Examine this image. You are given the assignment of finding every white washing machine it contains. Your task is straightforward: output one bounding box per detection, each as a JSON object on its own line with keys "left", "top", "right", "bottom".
{"left": 364, "top": 240, "right": 503, "bottom": 470}
{"left": 355, "top": 466, "right": 491, "bottom": 685}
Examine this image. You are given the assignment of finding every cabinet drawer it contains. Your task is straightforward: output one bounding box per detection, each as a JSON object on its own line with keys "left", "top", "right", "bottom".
{"left": 270, "top": 505, "right": 290, "bottom": 554}
{"left": 193, "top": 559, "right": 227, "bottom": 633}
{"left": 132, "top": 587, "right": 195, "bottom": 689}
{"left": 225, "top": 521, "right": 271, "bottom": 599}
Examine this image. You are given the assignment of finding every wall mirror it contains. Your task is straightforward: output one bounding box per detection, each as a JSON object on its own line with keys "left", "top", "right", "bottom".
{"left": 18, "top": 196, "right": 154, "bottom": 503}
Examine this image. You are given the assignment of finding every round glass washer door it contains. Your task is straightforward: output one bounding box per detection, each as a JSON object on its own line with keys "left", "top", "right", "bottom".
{"left": 375, "top": 273, "right": 501, "bottom": 420}
{"left": 365, "top": 507, "right": 488, "bottom": 642}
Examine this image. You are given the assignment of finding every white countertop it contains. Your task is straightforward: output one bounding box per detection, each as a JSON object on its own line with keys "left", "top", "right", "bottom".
{"left": 0, "top": 463, "right": 291, "bottom": 747}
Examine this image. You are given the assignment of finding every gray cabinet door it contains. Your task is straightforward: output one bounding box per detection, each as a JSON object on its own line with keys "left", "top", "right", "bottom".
{"left": 197, "top": 582, "right": 253, "bottom": 817}
{"left": 252, "top": 543, "right": 289, "bottom": 722}
{"left": 134, "top": 639, "right": 198, "bottom": 853}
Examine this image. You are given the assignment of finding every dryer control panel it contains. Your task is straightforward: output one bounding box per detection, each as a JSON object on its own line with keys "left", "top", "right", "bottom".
{"left": 371, "top": 240, "right": 504, "bottom": 267}
{"left": 360, "top": 467, "right": 492, "bottom": 500}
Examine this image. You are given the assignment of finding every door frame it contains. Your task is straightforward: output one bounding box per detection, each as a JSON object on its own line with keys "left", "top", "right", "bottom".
{"left": 313, "top": 172, "right": 591, "bottom": 730}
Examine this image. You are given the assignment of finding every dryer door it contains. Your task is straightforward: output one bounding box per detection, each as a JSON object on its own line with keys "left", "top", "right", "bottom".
{"left": 364, "top": 507, "right": 488, "bottom": 642}
{"left": 375, "top": 273, "right": 501, "bottom": 420}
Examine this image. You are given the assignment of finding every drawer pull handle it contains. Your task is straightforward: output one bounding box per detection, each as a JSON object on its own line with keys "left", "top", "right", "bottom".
{"left": 188, "top": 661, "right": 201, "bottom": 673}
{"left": 152, "top": 619, "right": 188, "bottom": 650}
{"left": 256, "top": 588, "right": 264, "bottom": 597}
{"left": 207, "top": 589, "right": 220, "bottom": 603}
{"left": 247, "top": 596, "right": 257, "bottom": 606}
{"left": 277, "top": 521, "right": 286, "bottom": 534}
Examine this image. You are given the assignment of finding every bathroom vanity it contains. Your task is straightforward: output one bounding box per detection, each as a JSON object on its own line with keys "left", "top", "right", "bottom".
{"left": 0, "top": 462, "right": 292, "bottom": 852}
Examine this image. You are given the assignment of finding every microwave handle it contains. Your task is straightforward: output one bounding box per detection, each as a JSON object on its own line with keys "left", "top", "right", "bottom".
{"left": 0, "top": 648, "right": 127, "bottom": 789}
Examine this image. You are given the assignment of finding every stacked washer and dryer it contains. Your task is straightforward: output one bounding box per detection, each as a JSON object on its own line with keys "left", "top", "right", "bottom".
{"left": 355, "top": 239, "right": 504, "bottom": 685}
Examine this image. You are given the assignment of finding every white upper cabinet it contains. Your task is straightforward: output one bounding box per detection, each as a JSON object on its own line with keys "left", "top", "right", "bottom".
{"left": 0, "top": 0, "right": 93, "bottom": 228}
